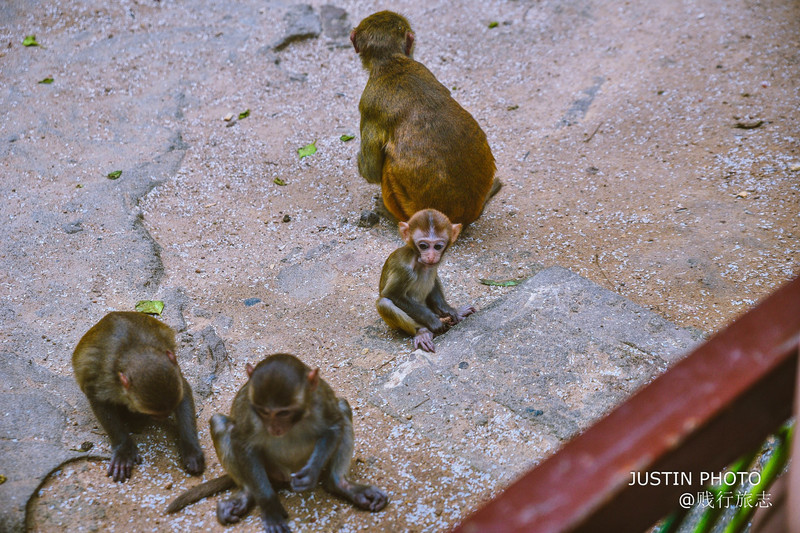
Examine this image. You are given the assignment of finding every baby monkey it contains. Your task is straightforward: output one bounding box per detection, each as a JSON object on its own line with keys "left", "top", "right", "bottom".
{"left": 166, "top": 353, "right": 388, "bottom": 533}
{"left": 72, "top": 311, "right": 204, "bottom": 481}
{"left": 377, "top": 209, "right": 476, "bottom": 352}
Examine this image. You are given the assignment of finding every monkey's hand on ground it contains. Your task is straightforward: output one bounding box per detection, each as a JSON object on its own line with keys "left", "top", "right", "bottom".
{"left": 217, "top": 494, "right": 251, "bottom": 525}
{"left": 260, "top": 500, "right": 291, "bottom": 533}
{"left": 179, "top": 445, "right": 206, "bottom": 476}
{"left": 290, "top": 465, "right": 321, "bottom": 492}
{"left": 413, "top": 328, "right": 436, "bottom": 352}
{"left": 353, "top": 485, "right": 389, "bottom": 512}
{"left": 108, "top": 441, "right": 141, "bottom": 482}
{"left": 456, "top": 305, "right": 477, "bottom": 322}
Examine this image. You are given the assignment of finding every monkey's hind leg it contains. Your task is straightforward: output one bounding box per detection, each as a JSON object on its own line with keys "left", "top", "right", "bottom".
{"left": 476, "top": 177, "right": 502, "bottom": 219}
{"left": 376, "top": 297, "right": 436, "bottom": 352}
{"left": 380, "top": 177, "right": 411, "bottom": 222}
{"left": 376, "top": 298, "right": 418, "bottom": 336}
{"left": 487, "top": 177, "right": 502, "bottom": 200}
{"left": 322, "top": 400, "right": 389, "bottom": 512}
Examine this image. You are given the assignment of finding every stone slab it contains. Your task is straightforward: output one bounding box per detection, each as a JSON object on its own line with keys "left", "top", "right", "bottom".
{"left": 0, "top": 354, "right": 94, "bottom": 532}
{"left": 371, "top": 266, "right": 703, "bottom": 479}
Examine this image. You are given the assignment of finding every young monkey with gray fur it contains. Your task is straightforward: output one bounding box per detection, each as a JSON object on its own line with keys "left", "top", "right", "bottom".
{"left": 166, "top": 353, "right": 388, "bottom": 533}
{"left": 377, "top": 208, "right": 476, "bottom": 352}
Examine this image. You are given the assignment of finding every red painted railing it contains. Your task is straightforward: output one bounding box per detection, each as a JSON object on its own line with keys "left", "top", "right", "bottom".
{"left": 454, "top": 277, "right": 800, "bottom": 533}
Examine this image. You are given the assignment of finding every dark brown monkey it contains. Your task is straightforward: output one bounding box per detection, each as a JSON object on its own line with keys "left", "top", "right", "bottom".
{"left": 351, "top": 10, "right": 500, "bottom": 226}
{"left": 377, "top": 208, "right": 476, "bottom": 352}
{"left": 166, "top": 354, "right": 388, "bottom": 532}
{"left": 72, "top": 311, "right": 205, "bottom": 482}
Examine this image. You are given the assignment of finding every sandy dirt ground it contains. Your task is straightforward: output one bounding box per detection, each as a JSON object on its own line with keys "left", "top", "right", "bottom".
{"left": 1, "top": 0, "right": 798, "bottom": 531}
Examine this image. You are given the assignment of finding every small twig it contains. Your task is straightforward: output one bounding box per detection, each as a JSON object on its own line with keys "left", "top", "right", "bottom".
{"left": 593, "top": 253, "right": 614, "bottom": 289}
{"left": 733, "top": 119, "right": 764, "bottom": 130}
{"left": 375, "top": 353, "right": 398, "bottom": 370}
{"left": 413, "top": 397, "right": 431, "bottom": 410}
{"left": 584, "top": 122, "right": 602, "bottom": 143}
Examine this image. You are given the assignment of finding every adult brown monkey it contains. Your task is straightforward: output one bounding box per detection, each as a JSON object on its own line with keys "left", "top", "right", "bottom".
{"left": 166, "top": 354, "right": 388, "bottom": 532}
{"left": 377, "top": 209, "right": 476, "bottom": 352}
{"left": 351, "top": 10, "right": 500, "bottom": 225}
{"left": 72, "top": 311, "right": 205, "bottom": 482}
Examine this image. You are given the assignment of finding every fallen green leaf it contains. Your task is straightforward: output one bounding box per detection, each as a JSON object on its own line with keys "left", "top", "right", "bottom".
{"left": 39, "top": 77, "right": 54, "bottom": 84}
{"left": 340, "top": 134, "right": 355, "bottom": 142}
{"left": 479, "top": 278, "right": 524, "bottom": 287}
{"left": 298, "top": 141, "right": 317, "bottom": 159}
{"left": 135, "top": 300, "right": 164, "bottom": 315}
{"left": 238, "top": 109, "right": 250, "bottom": 120}
{"left": 488, "top": 21, "right": 499, "bottom": 28}
{"left": 107, "top": 170, "right": 122, "bottom": 180}
{"left": 23, "top": 35, "right": 39, "bottom": 47}
{"left": 274, "top": 177, "right": 287, "bottom": 186}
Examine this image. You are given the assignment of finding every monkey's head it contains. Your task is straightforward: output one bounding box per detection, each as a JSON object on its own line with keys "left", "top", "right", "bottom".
{"left": 351, "top": 10, "right": 415, "bottom": 67}
{"left": 400, "top": 209, "right": 462, "bottom": 266}
{"left": 246, "top": 354, "right": 320, "bottom": 437}
{"left": 119, "top": 348, "right": 184, "bottom": 417}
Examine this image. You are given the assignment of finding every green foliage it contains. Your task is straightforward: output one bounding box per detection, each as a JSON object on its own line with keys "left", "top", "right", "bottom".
{"left": 135, "top": 300, "right": 164, "bottom": 315}
{"left": 297, "top": 141, "right": 317, "bottom": 159}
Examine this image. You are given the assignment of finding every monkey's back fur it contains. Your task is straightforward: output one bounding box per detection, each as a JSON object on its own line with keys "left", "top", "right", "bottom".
{"left": 72, "top": 311, "right": 181, "bottom": 409}
{"left": 356, "top": 17, "right": 496, "bottom": 225}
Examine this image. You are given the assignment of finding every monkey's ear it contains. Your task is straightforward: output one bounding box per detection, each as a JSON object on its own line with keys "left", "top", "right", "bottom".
{"left": 119, "top": 372, "right": 131, "bottom": 390}
{"left": 246, "top": 363, "right": 255, "bottom": 377}
{"left": 350, "top": 29, "right": 359, "bottom": 53}
{"left": 166, "top": 350, "right": 177, "bottom": 365}
{"left": 404, "top": 32, "right": 415, "bottom": 56}
{"left": 398, "top": 221, "right": 411, "bottom": 242}
{"left": 451, "top": 223, "right": 462, "bottom": 242}
{"left": 307, "top": 368, "right": 320, "bottom": 390}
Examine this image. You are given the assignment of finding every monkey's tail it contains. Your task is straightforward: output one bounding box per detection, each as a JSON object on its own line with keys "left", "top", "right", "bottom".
{"left": 488, "top": 177, "right": 503, "bottom": 199}
{"left": 165, "top": 474, "right": 235, "bottom": 514}
{"left": 477, "top": 177, "right": 503, "bottom": 219}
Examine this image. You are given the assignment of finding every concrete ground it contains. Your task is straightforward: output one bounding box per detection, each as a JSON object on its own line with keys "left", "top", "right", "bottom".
{"left": 1, "top": 0, "right": 798, "bottom": 531}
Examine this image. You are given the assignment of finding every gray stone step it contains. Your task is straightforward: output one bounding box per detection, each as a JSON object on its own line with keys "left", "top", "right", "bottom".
{"left": 370, "top": 266, "right": 702, "bottom": 480}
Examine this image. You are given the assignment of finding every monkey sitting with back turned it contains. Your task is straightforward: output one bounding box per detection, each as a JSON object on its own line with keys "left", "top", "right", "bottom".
{"left": 72, "top": 311, "right": 205, "bottom": 482}
{"left": 351, "top": 10, "right": 500, "bottom": 225}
